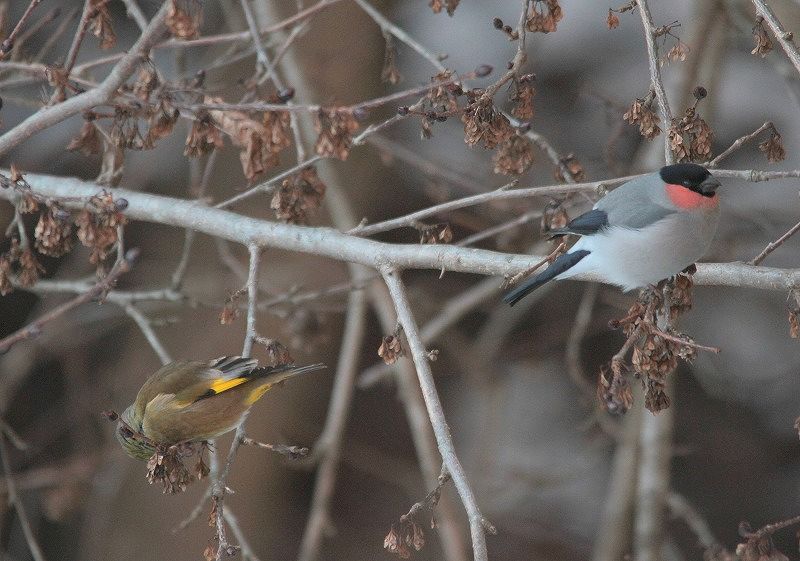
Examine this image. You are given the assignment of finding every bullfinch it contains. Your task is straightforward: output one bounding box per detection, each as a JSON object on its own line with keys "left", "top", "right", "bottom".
{"left": 503, "top": 163, "right": 721, "bottom": 305}
{"left": 115, "top": 356, "right": 325, "bottom": 460}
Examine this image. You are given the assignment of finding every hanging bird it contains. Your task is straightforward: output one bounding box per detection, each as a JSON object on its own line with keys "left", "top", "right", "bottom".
{"left": 503, "top": 163, "right": 721, "bottom": 306}
{"left": 115, "top": 356, "right": 326, "bottom": 460}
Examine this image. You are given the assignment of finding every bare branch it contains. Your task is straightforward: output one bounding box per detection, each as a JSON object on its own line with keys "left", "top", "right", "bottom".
{"left": 750, "top": 218, "right": 800, "bottom": 265}
{"left": 0, "top": 249, "right": 138, "bottom": 354}
{"left": 297, "top": 289, "right": 368, "bottom": 561}
{"left": 0, "top": 2, "right": 171, "bottom": 157}
{"left": 708, "top": 121, "right": 776, "bottom": 167}
{"left": 752, "top": 0, "right": 800, "bottom": 77}
{"left": 381, "top": 268, "right": 493, "bottom": 561}
{"left": 122, "top": 303, "right": 173, "bottom": 365}
{"left": 0, "top": 0, "right": 43, "bottom": 60}
{"left": 3, "top": 172, "right": 800, "bottom": 293}
{"left": 633, "top": 385, "right": 674, "bottom": 561}
{"left": 242, "top": 244, "right": 262, "bottom": 358}
{"left": 637, "top": 0, "right": 675, "bottom": 163}
{"left": 0, "top": 433, "right": 47, "bottom": 561}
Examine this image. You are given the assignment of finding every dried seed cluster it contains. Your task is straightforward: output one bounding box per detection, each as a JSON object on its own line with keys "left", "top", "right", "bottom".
{"left": 555, "top": 153, "right": 586, "bottom": 182}
{"left": 270, "top": 166, "right": 327, "bottom": 224}
{"left": 511, "top": 74, "right": 536, "bottom": 120}
{"left": 759, "top": 130, "right": 786, "bottom": 163}
{"left": 493, "top": 134, "right": 535, "bottom": 176}
{"left": 314, "top": 108, "right": 360, "bottom": 160}
{"left": 751, "top": 16, "right": 774, "bottom": 58}
{"left": 417, "top": 222, "right": 454, "bottom": 245}
{"left": 624, "top": 93, "right": 661, "bottom": 140}
{"left": 75, "top": 192, "right": 128, "bottom": 266}
{"left": 166, "top": 0, "right": 203, "bottom": 40}
{"left": 145, "top": 443, "right": 209, "bottom": 495}
{"left": 384, "top": 520, "right": 427, "bottom": 559}
{"left": 429, "top": 0, "right": 459, "bottom": 16}
{"left": 599, "top": 275, "right": 703, "bottom": 414}
{"left": 526, "top": 0, "right": 564, "bottom": 33}
{"left": 462, "top": 96, "right": 513, "bottom": 149}
{"left": 668, "top": 106, "right": 714, "bottom": 163}
{"left": 88, "top": 0, "right": 116, "bottom": 50}
{"left": 378, "top": 333, "right": 404, "bottom": 365}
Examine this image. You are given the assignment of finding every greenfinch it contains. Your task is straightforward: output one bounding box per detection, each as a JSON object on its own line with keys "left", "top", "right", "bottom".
{"left": 115, "top": 356, "right": 325, "bottom": 460}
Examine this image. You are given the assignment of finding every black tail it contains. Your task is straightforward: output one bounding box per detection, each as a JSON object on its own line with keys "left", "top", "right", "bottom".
{"left": 502, "top": 250, "right": 590, "bottom": 306}
{"left": 251, "top": 363, "right": 327, "bottom": 385}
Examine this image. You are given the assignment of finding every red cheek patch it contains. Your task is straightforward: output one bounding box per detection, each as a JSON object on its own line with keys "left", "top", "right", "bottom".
{"left": 665, "top": 183, "right": 719, "bottom": 210}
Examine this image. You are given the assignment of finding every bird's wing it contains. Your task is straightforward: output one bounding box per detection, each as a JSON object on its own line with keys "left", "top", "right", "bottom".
{"left": 595, "top": 176, "right": 676, "bottom": 230}
{"left": 550, "top": 209, "right": 609, "bottom": 237}
{"left": 552, "top": 178, "right": 677, "bottom": 238}
{"left": 133, "top": 357, "right": 259, "bottom": 420}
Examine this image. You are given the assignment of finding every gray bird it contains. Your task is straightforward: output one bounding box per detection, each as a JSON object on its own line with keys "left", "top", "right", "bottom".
{"left": 504, "top": 163, "right": 721, "bottom": 305}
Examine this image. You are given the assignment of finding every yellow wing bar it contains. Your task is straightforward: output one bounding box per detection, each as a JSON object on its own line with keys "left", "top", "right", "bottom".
{"left": 209, "top": 377, "right": 248, "bottom": 394}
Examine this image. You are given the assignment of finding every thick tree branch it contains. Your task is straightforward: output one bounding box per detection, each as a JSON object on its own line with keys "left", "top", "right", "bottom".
{"left": 2, "top": 172, "right": 799, "bottom": 294}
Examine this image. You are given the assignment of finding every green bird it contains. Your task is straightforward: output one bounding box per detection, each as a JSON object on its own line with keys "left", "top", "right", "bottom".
{"left": 115, "top": 356, "right": 325, "bottom": 460}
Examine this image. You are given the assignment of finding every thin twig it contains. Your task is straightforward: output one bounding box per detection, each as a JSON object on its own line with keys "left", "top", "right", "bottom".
{"left": 480, "top": 0, "right": 530, "bottom": 100}
{"left": 353, "top": 0, "right": 447, "bottom": 74}
{"left": 0, "top": 0, "right": 43, "bottom": 60}
{"left": 240, "top": 437, "right": 309, "bottom": 459}
{"left": 565, "top": 283, "right": 599, "bottom": 397}
{"left": 242, "top": 244, "right": 262, "bottom": 358}
{"left": 0, "top": 433, "right": 47, "bottom": 561}
{"left": 752, "top": 0, "right": 800, "bottom": 78}
{"left": 119, "top": 0, "right": 148, "bottom": 32}
{"left": 750, "top": 218, "right": 800, "bottom": 265}
{"left": 381, "top": 268, "right": 494, "bottom": 561}
{"left": 666, "top": 492, "right": 725, "bottom": 554}
{"left": 0, "top": 417, "right": 30, "bottom": 451}
{"left": 367, "top": 282, "right": 469, "bottom": 561}
{"left": 649, "top": 326, "right": 721, "bottom": 354}
{"left": 750, "top": 513, "right": 800, "bottom": 537}
{"left": 0, "top": 249, "right": 138, "bottom": 354}
{"left": 707, "top": 121, "right": 775, "bottom": 167}
{"left": 61, "top": 0, "right": 94, "bottom": 77}
{"left": 123, "top": 303, "right": 173, "bottom": 365}
{"left": 359, "top": 276, "right": 500, "bottom": 388}
{"left": 0, "top": 1, "right": 171, "bottom": 156}
{"left": 296, "top": 288, "right": 368, "bottom": 561}
{"left": 347, "top": 178, "right": 631, "bottom": 237}
{"left": 637, "top": 0, "right": 675, "bottom": 163}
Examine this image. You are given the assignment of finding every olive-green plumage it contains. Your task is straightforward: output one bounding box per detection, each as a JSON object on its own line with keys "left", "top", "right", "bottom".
{"left": 115, "top": 357, "right": 325, "bottom": 460}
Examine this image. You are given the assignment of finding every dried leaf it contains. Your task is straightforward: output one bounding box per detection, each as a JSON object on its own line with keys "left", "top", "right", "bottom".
{"left": 88, "top": 0, "right": 116, "bottom": 50}
{"left": 34, "top": 204, "right": 73, "bottom": 257}
{"left": 607, "top": 10, "right": 620, "bottom": 29}
{"left": 166, "top": 0, "right": 202, "bottom": 40}
{"left": 378, "top": 334, "right": 404, "bottom": 365}
{"left": 759, "top": 131, "right": 786, "bottom": 163}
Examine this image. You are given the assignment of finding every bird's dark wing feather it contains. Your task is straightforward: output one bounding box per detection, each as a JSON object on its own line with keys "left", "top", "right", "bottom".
{"left": 550, "top": 209, "right": 609, "bottom": 237}
{"left": 503, "top": 250, "right": 591, "bottom": 306}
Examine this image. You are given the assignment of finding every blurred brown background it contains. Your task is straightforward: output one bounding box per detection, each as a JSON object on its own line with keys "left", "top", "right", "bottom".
{"left": 1, "top": 1, "right": 799, "bottom": 560}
